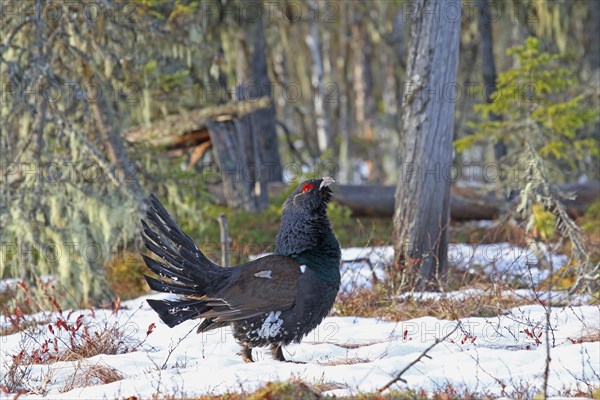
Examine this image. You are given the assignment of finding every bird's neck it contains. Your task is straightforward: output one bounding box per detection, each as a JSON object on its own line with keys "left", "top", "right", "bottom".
{"left": 275, "top": 209, "right": 336, "bottom": 255}
{"left": 291, "top": 231, "right": 341, "bottom": 285}
{"left": 275, "top": 211, "right": 341, "bottom": 284}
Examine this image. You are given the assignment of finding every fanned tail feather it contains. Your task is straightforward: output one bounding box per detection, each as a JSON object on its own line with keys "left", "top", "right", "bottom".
{"left": 141, "top": 194, "right": 229, "bottom": 329}
{"left": 146, "top": 299, "right": 210, "bottom": 328}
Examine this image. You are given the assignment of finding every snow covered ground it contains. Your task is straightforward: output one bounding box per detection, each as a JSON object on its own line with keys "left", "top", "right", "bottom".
{"left": 340, "top": 243, "right": 568, "bottom": 291}
{"left": 1, "top": 245, "right": 598, "bottom": 399}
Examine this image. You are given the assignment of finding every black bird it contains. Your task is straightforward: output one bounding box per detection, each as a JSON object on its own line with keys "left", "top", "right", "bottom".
{"left": 141, "top": 177, "right": 341, "bottom": 362}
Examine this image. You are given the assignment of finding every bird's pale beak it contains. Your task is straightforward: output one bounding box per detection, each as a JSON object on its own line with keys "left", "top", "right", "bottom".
{"left": 319, "top": 177, "right": 335, "bottom": 190}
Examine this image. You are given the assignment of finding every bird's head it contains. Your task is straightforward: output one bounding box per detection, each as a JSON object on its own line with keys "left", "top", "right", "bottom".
{"left": 283, "top": 177, "right": 335, "bottom": 213}
{"left": 276, "top": 176, "right": 339, "bottom": 258}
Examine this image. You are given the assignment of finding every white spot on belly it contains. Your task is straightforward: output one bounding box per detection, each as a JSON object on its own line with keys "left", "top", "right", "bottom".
{"left": 254, "top": 270, "right": 272, "bottom": 279}
{"left": 299, "top": 265, "right": 306, "bottom": 273}
{"left": 258, "top": 311, "right": 283, "bottom": 338}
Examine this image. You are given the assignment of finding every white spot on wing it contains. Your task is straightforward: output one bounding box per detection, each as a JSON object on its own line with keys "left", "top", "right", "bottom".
{"left": 254, "top": 270, "right": 272, "bottom": 279}
{"left": 299, "top": 265, "right": 307, "bottom": 273}
{"left": 258, "top": 311, "right": 283, "bottom": 338}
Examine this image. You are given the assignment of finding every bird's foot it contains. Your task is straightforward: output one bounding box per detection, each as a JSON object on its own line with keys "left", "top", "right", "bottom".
{"left": 270, "top": 344, "right": 285, "bottom": 361}
{"left": 239, "top": 345, "right": 254, "bottom": 363}
{"left": 270, "top": 344, "right": 303, "bottom": 362}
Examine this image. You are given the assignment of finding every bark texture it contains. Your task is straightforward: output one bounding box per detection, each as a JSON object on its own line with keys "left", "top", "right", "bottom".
{"left": 236, "top": 0, "right": 282, "bottom": 182}
{"left": 305, "top": 4, "right": 331, "bottom": 153}
{"left": 206, "top": 118, "right": 268, "bottom": 213}
{"left": 477, "top": 0, "right": 506, "bottom": 161}
{"left": 586, "top": 0, "right": 600, "bottom": 72}
{"left": 393, "top": 0, "right": 461, "bottom": 287}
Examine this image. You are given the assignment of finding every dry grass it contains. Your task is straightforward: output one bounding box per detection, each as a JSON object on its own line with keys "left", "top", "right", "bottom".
{"left": 0, "top": 281, "right": 153, "bottom": 395}
{"left": 176, "top": 379, "right": 600, "bottom": 400}
{"left": 61, "top": 361, "right": 123, "bottom": 393}
{"left": 105, "top": 253, "right": 150, "bottom": 300}
{"left": 0, "top": 282, "right": 54, "bottom": 336}
{"left": 1, "top": 309, "right": 150, "bottom": 394}
{"left": 54, "top": 323, "right": 139, "bottom": 362}
{"left": 1, "top": 310, "right": 144, "bottom": 394}
{"left": 0, "top": 313, "right": 50, "bottom": 336}
{"left": 316, "top": 357, "right": 372, "bottom": 366}
{"left": 568, "top": 328, "right": 600, "bottom": 344}
{"left": 449, "top": 218, "right": 528, "bottom": 246}
{"left": 333, "top": 284, "right": 539, "bottom": 321}
{"left": 178, "top": 380, "right": 496, "bottom": 399}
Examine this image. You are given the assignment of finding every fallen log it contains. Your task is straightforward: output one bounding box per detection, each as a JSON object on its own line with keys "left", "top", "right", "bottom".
{"left": 206, "top": 181, "right": 599, "bottom": 220}
{"left": 328, "top": 184, "right": 504, "bottom": 220}
{"left": 124, "top": 97, "right": 271, "bottom": 147}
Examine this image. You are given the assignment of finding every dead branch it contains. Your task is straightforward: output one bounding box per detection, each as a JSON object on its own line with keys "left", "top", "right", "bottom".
{"left": 124, "top": 97, "right": 271, "bottom": 147}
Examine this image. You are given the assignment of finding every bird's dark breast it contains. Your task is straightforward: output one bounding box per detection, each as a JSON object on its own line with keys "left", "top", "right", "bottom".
{"left": 231, "top": 272, "right": 339, "bottom": 348}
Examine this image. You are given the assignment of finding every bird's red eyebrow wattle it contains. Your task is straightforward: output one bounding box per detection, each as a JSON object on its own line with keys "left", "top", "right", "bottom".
{"left": 302, "top": 183, "right": 314, "bottom": 192}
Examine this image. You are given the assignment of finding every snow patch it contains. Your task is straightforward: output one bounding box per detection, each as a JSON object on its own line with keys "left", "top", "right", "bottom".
{"left": 300, "top": 265, "right": 307, "bottom": 273}
{"left": 339, "top": 246, "right": 393, "bottom": 292}
{"left": 338, "top": 243, "right": 569, "bottom": 290}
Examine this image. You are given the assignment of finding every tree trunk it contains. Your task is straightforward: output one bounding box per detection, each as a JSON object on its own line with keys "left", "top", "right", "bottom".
{"left": 477, "top": 0, "right": 506, "bottom": 161}
{"left": 585, "top": 0, "right": 600, "bottom": 73}
{"left": 393, "top": 0, "right": 461, "bottom": 288}
{"left": 351, "top": 9, "right": 377, "bottom": 181}
{"left": 338, "top": 1, "right": 353, "bottom": 184}
{"left": 206, "top": 117, "right": 268, "bottom": 213}
{"left": 381, "top": 8, "right": 405, "bottom": 184}
{"left": 351, "top": 15, "right": 375, "bottom": 140}
{"left": 236, "top": 0, "right": 282, "bottom": 182}
{"left": 305, "top": 4, "right": 331, "bottom": 153}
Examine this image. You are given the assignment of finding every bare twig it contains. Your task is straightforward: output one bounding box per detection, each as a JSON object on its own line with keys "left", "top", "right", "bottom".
{"left": 543, "top": 242, "right": 553, "bottom": 400}
{"left": 341, "top": 257, "right": 378, "bottom": 286}
{"left": 276, "top": 120, "right": 311, "bottom": 166}
{"left": 379, "top": 322, "right": 461, "bottom": 392}
{"left": 159, "top": 324, "right": 198, "bottom": 370}
{"left": 218, "top": 213, "right": 230, "bottom": 268}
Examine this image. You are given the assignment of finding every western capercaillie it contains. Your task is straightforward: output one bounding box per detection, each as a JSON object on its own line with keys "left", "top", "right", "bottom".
{"left": 141, "top": 177, "right": 341, "bottom": 362}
